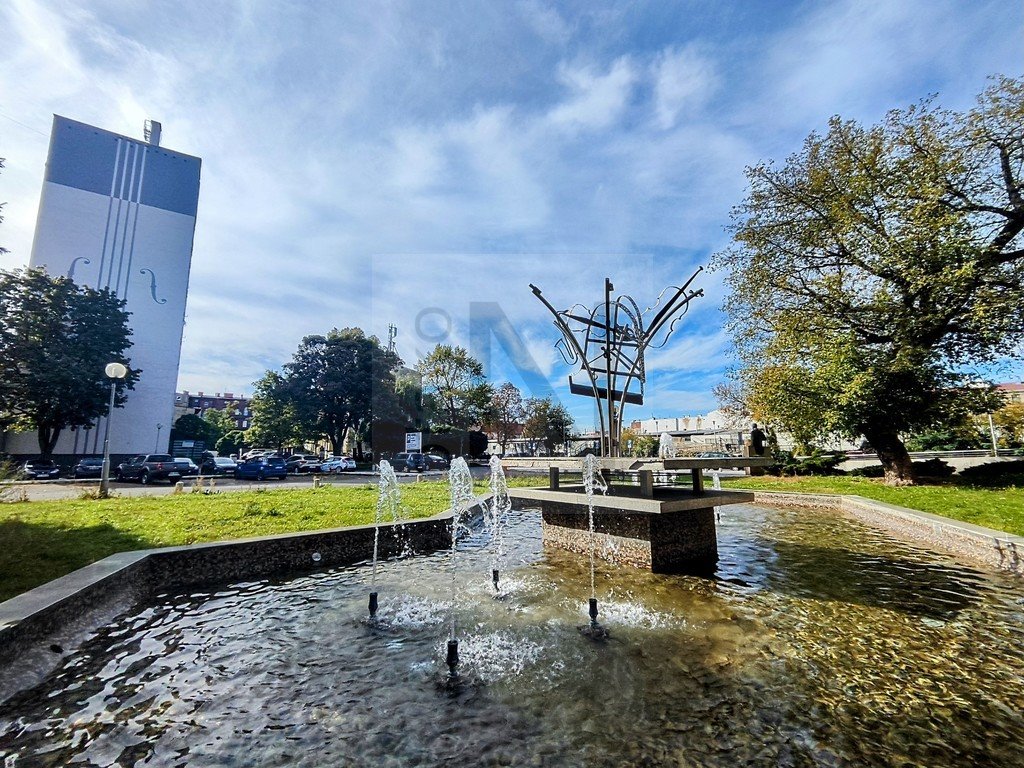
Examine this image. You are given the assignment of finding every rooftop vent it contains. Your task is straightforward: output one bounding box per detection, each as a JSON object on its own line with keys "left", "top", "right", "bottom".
{"left": 144, "top": 119, "right": 162, "bottom": 146}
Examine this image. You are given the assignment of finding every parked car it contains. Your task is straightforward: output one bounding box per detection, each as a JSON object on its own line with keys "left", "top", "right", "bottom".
{"left": 115, "top": 454, "right": 183, "bottom": 485}
{"left": 425, "top": 453, "right": 450, "bottom": 470}
{"left": 392, "top": 452, "right": 429, "bottom": 472}
{"left": 234, "top": 455, "right": 287, "bottom": 481}
{"left": 71, "top": 457, "right": 104, "bottom": 479}
{"left": 22, "top": 458, "right": 61, "bottom": 480}
{"left": 320, "top": 456, "right": 356, "bottom": 473}
{"left": 174, "top": 457, "right": 200, "bottom": 476}
{"left": 285, "top": 454, "right": 318, "bottom": 473}
{"left": 200, "top": 456, "right": 237, "bottom": 475}
{"left": 241, "top": 448, "right": 275, "bottom": 461}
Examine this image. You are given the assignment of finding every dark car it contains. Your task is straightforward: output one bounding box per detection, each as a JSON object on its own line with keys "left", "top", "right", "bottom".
{"left": 425, "top": 454, "right": 449, "bottom": 470}
{"left": 392, "top": 452, "right": 429, "bottom": 472}
{"left": 200, "top": 456, "right": 237, "bottom": 475}
{"left": 71, "top": 457, "right": 104, "bottom": 479}
{"left": 174, "top": 458, "right": 200, "bottom": 477}
{"left": 115, "top": 454, "right": 183, "bottom": 485}
{"left": 22, "top": 458, "right": 61, "bottom": 480}
{"left": 234, "top": 455, "right": 287, "bottom": 481}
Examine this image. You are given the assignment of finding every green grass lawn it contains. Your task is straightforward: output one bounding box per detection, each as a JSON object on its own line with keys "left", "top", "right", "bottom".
{"left": 1, "top": 472, "right": 1020, "bottom": 604}
{"left": 0, "top": 481, "right": 488, "bottom": 603}
{"left": 722, "top": 474, "right": 1024, "bottom": 538}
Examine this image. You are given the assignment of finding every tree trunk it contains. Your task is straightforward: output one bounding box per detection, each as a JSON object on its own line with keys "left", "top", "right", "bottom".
{"left": 38, "top": 425, "right": 61, "bottom": 456}
{"left": 863, "top": 427, "right": 915, "bottom": 485}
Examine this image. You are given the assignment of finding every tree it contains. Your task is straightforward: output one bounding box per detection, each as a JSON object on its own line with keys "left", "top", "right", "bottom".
{"left": 248, "top": 371, "right": 303, "bottom": 451}
{"left": 992, "top": 402, "right": 1024, "bottom": 447}
{"left": 216, "top": 429, "right": 247, "bottom": 457}
{"left": 482, "top": 382, "right": 525, "bottom": 455}
{"left": 417, "top": 345, "right": 492, "bottom": 432}
{"left": 620, "top": 426, "right": 657, "bottom": 457}
{"left": 171, "top": 414, "right": 216, "bottom": 444}
{"left": 0, "top": 268, "right": 138, "bottom": 455}
{"left": 523, "top": 397, "right": 575, "bottom": 455}
{"left": 714, "top": 76, "right": 1024, "bottom": 484}
{"left": 284, "top": 328, "right": 401, "bottom": 456}
{"left": 394, "top": 370, "right": 425, "bottom": 429}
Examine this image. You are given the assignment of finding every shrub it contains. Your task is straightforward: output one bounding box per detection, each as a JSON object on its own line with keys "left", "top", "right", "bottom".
{"left": 851, "top": 464, "right": 885, "bottom": 478}
{"left": 772, "top": 450, "right": 846, "bottom": 476}
{"left": 913, "top": 457, "right": 955, "bottom": 478}
{"left": 850, "top": 458, "right": 954, "bottom": 479}
{"left": 958, "top": 460, "right": 1024, "bottom": 486}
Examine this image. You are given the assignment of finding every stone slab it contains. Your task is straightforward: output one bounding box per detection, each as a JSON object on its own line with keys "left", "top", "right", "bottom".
{"left": 502, "top": 456, "right": 774, "bottom": 471}
{"left": 509, "top": 486, "right": 753, "bottom": 513}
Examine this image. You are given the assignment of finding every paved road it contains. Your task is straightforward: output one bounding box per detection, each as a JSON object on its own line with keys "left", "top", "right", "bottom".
{"left": 2, "top": 466, "right": 504, "bottom": 502}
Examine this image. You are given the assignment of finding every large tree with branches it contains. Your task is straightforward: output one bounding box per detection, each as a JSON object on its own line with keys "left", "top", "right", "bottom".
{"left": 0, "top": 268, "right": 137, "bottom": 454}
{"left": 715, "top": 76, "right": 1023, "bottom": 484}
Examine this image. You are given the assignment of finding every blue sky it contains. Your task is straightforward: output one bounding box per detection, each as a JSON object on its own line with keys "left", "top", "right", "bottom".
{"left": 1, "top": 0, "right": 1022, "bottom": 431}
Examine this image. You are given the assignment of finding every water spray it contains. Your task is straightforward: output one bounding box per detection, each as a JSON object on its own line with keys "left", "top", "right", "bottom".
{"left": 447, "top": 458, "right": 475, "bottom": 678}
{"left": 487, "top": 455, "right": 511, "bottom": 596}
{"left": 369, "top": 460, "right": 402, "bottom": 621}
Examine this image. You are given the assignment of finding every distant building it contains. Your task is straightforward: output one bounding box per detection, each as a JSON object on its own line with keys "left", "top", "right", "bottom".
{"left": 4, "top": 116, "right": 201, "bottom": 457}
{"left": 996, "top": 382, "right": 1024, "bottom": 405}
{"left": 630, "top": 410, "right": 747, "bottom": 453}
{"left": 173, "top": 391, "right": 251, "bottom": 430}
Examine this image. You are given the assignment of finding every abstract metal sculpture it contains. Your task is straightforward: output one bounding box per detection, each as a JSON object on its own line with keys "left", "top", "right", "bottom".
{"left": 530, "top": 269, "right": 704, "bottom": 457}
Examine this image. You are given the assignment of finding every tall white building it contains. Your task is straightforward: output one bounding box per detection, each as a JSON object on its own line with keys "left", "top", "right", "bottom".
{"left": 5, "top": 116, "right": 201, "bottom": 457}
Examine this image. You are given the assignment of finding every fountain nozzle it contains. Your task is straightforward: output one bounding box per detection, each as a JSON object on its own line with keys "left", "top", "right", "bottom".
{"left": 492, "top": 568, "right": 500, "bottom": 592}
{"left": 589, "top": 597, "right": 599, "bottom": 626}
{"left": 368, "top": 591, "right": 378, "bottom": 619}
{"left": 446, "top": 639, "right": 460, "bottom": 677}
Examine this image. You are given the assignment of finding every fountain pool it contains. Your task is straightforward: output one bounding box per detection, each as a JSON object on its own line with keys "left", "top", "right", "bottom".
{"left": 1, "top": 503, "right": 1022, "bottom": 766}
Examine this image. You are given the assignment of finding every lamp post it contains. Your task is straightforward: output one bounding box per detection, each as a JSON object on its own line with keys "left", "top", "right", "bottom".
{"left": 155, "top": 423, "right": 164, "bottom": 453}
{"left": 99, "top": 362, "right": 128, "bottom": 497}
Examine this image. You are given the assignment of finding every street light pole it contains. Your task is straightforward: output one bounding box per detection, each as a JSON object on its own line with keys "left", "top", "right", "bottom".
{"left": 155, "top": 423, "right": 163, "bottom": 453}
{"left": 100, "top": 362, "right": 128, "bottom": 497}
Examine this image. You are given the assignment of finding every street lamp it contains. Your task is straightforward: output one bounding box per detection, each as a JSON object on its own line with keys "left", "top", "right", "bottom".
{"left": 99, "top": 362, "right": 128, "bottom": 497}
{"left": 155, "top": 423, "right": 164, "bottom": 453}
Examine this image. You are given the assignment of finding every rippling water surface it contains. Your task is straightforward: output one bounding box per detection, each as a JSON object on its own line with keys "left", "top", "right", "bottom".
{"left": 2, "top": 504, "right": 1023, "bottom": 767}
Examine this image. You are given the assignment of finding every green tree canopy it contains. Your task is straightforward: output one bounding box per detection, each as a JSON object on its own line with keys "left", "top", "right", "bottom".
{"left": 247, "top": 370, "right": 304, "bottom": 451}
{"left": 714, "top": 76, "right": 1024, "bottom": 484}
{"left": 0, "top": 268, "right": 137, "bottom": 455}
{"left": 482, "top": 382, "right": 525, "bottom": 455}
{"left": 171, "top": 413, "right": 216, "bottom": 443}
{"left": 283, "top": 328, "right": 401, "bottom": 456}
{"left": 417, "top": 345, "right": 492, "bottom": 432}
{"left": 523, "top": 397, "right": 574, "bottom": 455}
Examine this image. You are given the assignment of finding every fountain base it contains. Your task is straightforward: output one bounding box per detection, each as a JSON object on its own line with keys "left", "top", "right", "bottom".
{"left": 511, "top": 486, "right": 754, "bottom": 575}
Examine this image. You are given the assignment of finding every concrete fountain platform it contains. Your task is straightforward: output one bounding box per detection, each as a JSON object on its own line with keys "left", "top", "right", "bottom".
{"left": 505, "top": 457, "right": 773, "bottom": 575}
{"left": 510, "top": 483, "right": 754, "bottom": 574}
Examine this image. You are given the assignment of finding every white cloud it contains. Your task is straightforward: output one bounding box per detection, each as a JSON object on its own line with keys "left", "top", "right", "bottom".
{"left": 652, "top": 45, "right": 719, "bottom": 130}
{"left": 548, "top": 57, "right": 637, "bottom": 132}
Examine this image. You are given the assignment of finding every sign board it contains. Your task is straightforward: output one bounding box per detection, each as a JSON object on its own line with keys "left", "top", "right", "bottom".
{"left": 405, "top": 432, "right": 422, "bottom": 452}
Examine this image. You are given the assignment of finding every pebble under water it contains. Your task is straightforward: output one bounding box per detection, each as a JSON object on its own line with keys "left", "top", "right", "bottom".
{"left": 1, "top": 504, "right": 1023, "bottom": 767}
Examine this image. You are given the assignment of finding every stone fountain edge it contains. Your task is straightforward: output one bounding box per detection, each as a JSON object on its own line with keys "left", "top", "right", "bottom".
{"left": 0, "top": 496, "right": 494, "bottom": 702}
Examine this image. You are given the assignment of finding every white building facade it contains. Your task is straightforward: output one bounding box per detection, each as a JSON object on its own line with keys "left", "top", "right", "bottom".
{"left": 5, "top": 116, "right": 201, "bottom": 457}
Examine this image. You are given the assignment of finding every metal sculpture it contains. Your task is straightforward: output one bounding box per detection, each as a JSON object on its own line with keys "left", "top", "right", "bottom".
{"left": 530, "top": 269, "right": 704, "bottom": 457}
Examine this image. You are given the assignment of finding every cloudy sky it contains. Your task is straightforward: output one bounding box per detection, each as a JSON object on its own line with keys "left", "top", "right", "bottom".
{"left": 1, "top": 0, "right": 1021, "bottom": 430}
